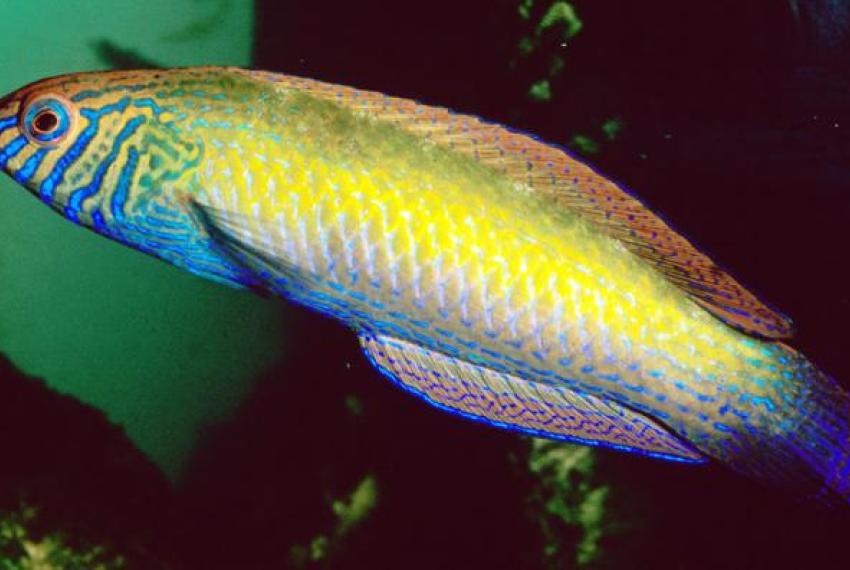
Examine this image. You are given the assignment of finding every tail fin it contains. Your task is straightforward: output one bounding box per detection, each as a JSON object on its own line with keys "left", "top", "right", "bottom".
{"left": 730, "top": 345, "right": 850, "bottom": 508}
{"left": 796, "top": 357, "right": 850, "bottom": 506}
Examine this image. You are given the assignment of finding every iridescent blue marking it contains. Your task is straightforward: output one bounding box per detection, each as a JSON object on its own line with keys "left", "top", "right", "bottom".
{"left": 40, "top": 97, "right": 132, "bottom": 203}
{"left": 71, "top": 83, "right": 147, "bottom": 103}
{"left": 750, "top": 396, "right": 777, "bottom": 412}
{"left": 91, "top": 209, "right": 108, "bottom": 233}
{"left": 133, "top": 98, "right": 165, "bottom": 115}
{"left": 142, "top": 133, "right": 179, "bottom": 160}
{"left": 150, "top": 203, "right": 183, "bottom": 218}
{"left": 13, "top": 149, "right": 47, "bottom": 184}
{"left": 144, "top": 215, "right": 188, "bottom": 231}
{"left": 71, "top": 90, "right": 102, "bottom": 102}
{"left": 0, "top": 136, "right": 28, "bottom": 168}
{"left": 65, "top": 114, "right": 143, "bottom": 223}
{"left": 113, "top": 216, "right": 195, "bottom": 243}
{"left": 110, "top": 145, "right": 140, "bottom": 221}
{"left": 0, "top": 116, "right": 18, "bottom": 132}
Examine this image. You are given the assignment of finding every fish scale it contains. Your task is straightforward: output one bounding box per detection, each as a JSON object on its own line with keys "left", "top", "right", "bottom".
{"left": 0, "top": 68, "right": 847, "bottom": 504}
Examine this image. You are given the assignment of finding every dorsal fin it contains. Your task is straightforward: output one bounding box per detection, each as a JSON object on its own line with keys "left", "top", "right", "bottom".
{"left": 360, "top": 333, "right": 706, "bottom": 463}
{"left": 241, "top": 69, "right": 794, "bottom": 339}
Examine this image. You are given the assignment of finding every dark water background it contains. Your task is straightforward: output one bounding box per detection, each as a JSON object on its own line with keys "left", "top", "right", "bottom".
{"left": 1, "top": 1, "right": 849, "bottom": 568}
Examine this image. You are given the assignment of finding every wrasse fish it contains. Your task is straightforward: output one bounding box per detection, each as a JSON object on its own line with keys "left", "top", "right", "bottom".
{"left": 0, "top": 67, "right": 847, "bottom": 505}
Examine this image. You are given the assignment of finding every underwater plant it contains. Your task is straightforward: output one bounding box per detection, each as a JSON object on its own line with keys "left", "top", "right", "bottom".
{"left": 0, "top": 352, "right": 178, "bottom": 568}
{"left": 288, "top": 475, "right": 378, "bottom": 568}
{"left": 0, "top": 504, "right": 125, "bottom": 570}
{"left": 526, "top": 440, "right": 610, "bottom": 568}
{"left": 515, "top": 0, "right": 583, "bottom": 103}
{"left": 511, "top": 1, "right": 620, "bottom": 154}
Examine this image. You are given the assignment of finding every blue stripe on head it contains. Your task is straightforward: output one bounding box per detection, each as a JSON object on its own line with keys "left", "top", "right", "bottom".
{"left": 0, "top": 116, "right": 18, "bottom": 133}
{"left": 0, "top": 136, "right": 28, "bottom": 168}
{"left": 40, "top": 97, "right": 132, "bottom": 205}
{"left": 64, "top": 114, "right": 144, "bottom": 223}
{"left": 40, "top": 122, "right": 96, "bottom": 203}
{"left": 70, "top": 89, "right": 102, "bottom": 103}
{"left": 91, "top": 208, "right": 108, "bottom": 234}
{"left": 132, "top": 97, "right": 173, "bottom": 117}
{"left": 71, "top": 83, "right": 147, "bottom": 103}
{"left": 110, "top": 145, "right": 140, "bottom": 222}
{"left": 13, "top": 149, "right": 47, "bottom": 184}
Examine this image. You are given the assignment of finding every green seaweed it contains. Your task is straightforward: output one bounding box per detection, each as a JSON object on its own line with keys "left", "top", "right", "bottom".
{"left": 537, "top": 1, "right": 583, "bottom": 40}
{"left": 0, "top": 504, "right": 126, "bottom": 570}
{"left": 289, "top": 475, "right": 378, "bottom": 568}
{"left": 526, "top": 439, "right": 611, "bottom": 568}
{"left": 332, "top": 475, "right": 378, "bottom": 535}
{"left": 344, "top": 394, "right": 364, "bottom": 416}
{"left": 601, "top": 118, "right": 624, "bottom": 141}
{"left": 529, "top": 78, "right": 553, "bottom": 101}
{"left": 518, "top": 35, "right": 536, "bottom": 56}
{"left": 569, "top": 119, "right": 625, "bottom": 154}
{"left": 570, "top": 133, "right": 601, "bottom": 154}
{"left": 518, "top": 0, "right": 536, "bottom": 21}
{"left": 512, "top": 1, "right": 582, "bottom": 103}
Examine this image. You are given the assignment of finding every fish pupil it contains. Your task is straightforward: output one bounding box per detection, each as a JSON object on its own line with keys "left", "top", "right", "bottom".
{"left": 33, "top": 110, "right": 58, "bottom": 133}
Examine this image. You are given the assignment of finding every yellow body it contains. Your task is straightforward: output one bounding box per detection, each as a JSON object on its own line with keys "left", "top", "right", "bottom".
{"left": 189, "top": 76, "right": 789, "bottom": 458}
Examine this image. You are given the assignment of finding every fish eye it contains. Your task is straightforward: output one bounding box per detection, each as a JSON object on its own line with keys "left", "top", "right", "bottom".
{"left": 34, "top": 110, "right": 59, "bottom": 133}
{"left": 20, "top": 95, "right": 74, "bottom": 146}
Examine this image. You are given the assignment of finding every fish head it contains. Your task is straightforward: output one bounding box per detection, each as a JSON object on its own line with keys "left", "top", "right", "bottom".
{"left": 0, "top": 68, "right": 267, "bottom": 289}
{"left": 0, "top": 69, "right": 212, "bottom": 223}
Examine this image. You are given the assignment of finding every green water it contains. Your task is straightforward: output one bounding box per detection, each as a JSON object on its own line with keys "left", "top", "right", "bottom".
{"left": 0, "top": 0, "right": 286, "bottom": 480}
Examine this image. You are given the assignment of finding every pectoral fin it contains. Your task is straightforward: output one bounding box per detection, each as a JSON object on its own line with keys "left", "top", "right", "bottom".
{"left": 360, "top": 333, "right": 705, "bottom": 463}
{"left": 186, "top": 197, "right": 320, "bottom": 293}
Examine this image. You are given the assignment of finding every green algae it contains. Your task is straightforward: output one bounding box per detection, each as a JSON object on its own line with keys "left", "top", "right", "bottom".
{"left": 0, "top": 504, "right": 126, "bottom": 570}
{"left": 527, "top": 439, "right": 611, "bottom": 568}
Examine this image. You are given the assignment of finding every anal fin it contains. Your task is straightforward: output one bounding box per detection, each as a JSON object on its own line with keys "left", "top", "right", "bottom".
{"left": 360, "top": 333, "right": 705, "bottom": 464}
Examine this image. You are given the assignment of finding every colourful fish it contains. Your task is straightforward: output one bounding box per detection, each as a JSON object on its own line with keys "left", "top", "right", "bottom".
{"left": 0, "top": 67, "right": 847, "bottom": 505}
